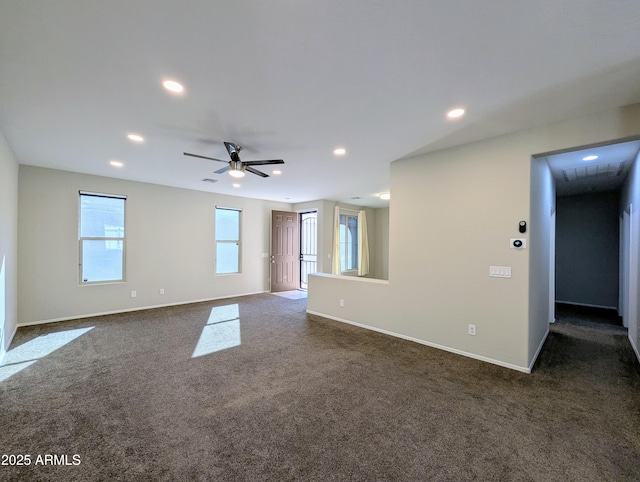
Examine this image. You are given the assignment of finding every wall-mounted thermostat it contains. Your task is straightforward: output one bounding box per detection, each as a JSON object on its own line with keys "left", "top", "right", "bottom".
{"left": 510, "top": 238, "right": 527, "bottom": 249}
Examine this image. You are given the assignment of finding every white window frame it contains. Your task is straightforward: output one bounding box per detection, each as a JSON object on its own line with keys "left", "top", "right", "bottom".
{"left": 79, "top": 191, "right": 127, "bottom": 284}
{"left": 339, "top": 211, "right": 358, "bottom": 273}
{"left": 215, "top": 206, "right": 242, "bottom": 275}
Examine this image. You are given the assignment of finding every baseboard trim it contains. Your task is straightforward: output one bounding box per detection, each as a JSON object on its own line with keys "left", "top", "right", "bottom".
{"left": 18, "top": 291, "right": 269, "bottom": 327}
{"left": 528, "top": 327, "right": 549, "bottom": 372}
{"left": 306, "top": 309, "right": 531, "bottom": 374}
{"left": 0, "top": 324, "right": 18, "bottom": 364}
{"left": 555, "top": 300, "right": 618, "bottom": 310}
{"left": 630, "top": 334, "right": 640, "bottom": 364}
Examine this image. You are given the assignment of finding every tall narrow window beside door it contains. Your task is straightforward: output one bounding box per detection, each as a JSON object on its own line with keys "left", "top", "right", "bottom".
{"left": 340, "top": 213, "right": 358, "bottom": 272}
{"left": 215, "top": 206, "right": 241, "bottom": 274}
{"left": 79, "top": 191, "right": 126, "bottom": 283}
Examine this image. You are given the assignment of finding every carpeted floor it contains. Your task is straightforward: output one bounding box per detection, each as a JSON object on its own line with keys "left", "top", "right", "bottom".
{"left": 1, "top": 294, "right": 639, "bottom": 481}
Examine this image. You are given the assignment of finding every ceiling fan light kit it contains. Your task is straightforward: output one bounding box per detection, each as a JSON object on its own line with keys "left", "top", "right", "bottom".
{"left": 229, "top": 160, "right": 245, "bottom": 178}
{"left": 184, "top": 141, "right": 284, "bottom": 179}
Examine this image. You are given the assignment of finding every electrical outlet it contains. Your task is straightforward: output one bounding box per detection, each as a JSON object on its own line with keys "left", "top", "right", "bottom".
{"left": 159, "top": 289, "right": 164, "bottom": 295}
{"left": 468, "top": 324, "right": 476, "bottom": 336}
{"left": 339, "top": 299, "right": 344, "bottom": 307}
{"left": 131, "top": 291, "right": 137, "bottom": 298}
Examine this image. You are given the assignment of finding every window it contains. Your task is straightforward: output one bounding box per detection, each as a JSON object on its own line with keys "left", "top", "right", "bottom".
{"left": 339, "top": 213, "right": 358, "bottom": 272}
{"left": 215, "top": 207, "right": 241, "bottom": 274}
{"left": 79, "top": 192, "right": 126, "bottom": 283}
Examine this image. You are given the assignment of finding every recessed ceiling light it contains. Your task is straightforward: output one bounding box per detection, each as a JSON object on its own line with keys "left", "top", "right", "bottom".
{"left": 162, "top": 79, "right": 184, "bottom": 94}
{"left": 333, "top": 148, "right": 346, "bottom": 156}
{"left": 273, "top": 170, "right": 282, "bottom": 175}
{"left": 110, "top": 160, "right": 124, "bottom": 168}
{"left": 582, "top": 155, "right": 598, "bottom": 161}
{"left": 447, "top": 108, "right": 465, "bottom": 119}
{"left": 232, "top": 183, "right": 241, "bottom": 188}
{"left": 379, "top": 192, "right": 391, "bottom": 200}
{"left": 127, "top": 133, "right": 144, "bottom": 143}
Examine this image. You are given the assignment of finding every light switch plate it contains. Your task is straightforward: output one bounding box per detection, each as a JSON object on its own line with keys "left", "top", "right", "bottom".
{"left": 490, "top": 266, "right": 512, "bottom": 278}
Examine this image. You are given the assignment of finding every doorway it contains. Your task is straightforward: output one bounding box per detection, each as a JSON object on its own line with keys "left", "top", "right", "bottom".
{"left": 271, "top": 210, "right": 299, "bottom": 292}
{"left": 544, "top": 138, "right": 640, "bottom": 328}
{"left": 271, "top": 210, "right": 318, "bottom": 292}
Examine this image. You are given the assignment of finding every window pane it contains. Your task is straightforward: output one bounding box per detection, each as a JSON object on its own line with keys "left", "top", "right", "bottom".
{"left": 216, "top": 242, "right": 239, "bottom": 274}
{"left": 215, "top": 208, "right": 240, "bottom": 241}
{"left": 339, "top": 213, "right": 358, "bottom": 271}
{"left": 80, "top": 195, "right": 125, "bottom": 237}
{"left": 81, "top": 239, "right": 123, "bottom": 282}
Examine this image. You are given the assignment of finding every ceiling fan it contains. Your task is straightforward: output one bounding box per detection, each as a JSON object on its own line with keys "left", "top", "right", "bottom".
{"left": 184, "top": 142, "right": 284, "bottom": 178}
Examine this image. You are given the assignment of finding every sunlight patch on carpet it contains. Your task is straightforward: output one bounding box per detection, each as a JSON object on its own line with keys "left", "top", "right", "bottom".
{"left": 192, "top": 304, "right": 241, "bottom": 358}
{"left": 0, "top": 326, "right": 94, "bottom": 382}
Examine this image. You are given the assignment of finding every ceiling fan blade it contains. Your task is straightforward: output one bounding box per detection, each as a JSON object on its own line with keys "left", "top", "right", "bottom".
{"left": 224, "top": 142, "right": 239, "bottom": 157}
{"left": 184, "top": 152, "right": 228, "bottom": 163}
{"left": 214, "top": 166, "right": 230, "bottom": 174}
{"left": 243, "top": 159, "right": 284, "bottom": 166}
{"left": 245, "top": 166, "right": 269, "bottom": 177}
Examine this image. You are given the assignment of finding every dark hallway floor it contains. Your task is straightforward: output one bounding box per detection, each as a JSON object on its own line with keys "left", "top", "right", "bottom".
{"left": 554, "top": 302, "right": 624, "bottom": 330}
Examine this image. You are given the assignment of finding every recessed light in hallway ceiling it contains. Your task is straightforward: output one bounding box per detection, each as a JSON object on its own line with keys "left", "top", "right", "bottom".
{"left": 162, "top": 79, "right": 184, "bottom": 94}
{"left": 127, "top": 133, "right": 144, "bottom": 143}
{"left": 447, "top": 108, "right": 465, "bottom": 119}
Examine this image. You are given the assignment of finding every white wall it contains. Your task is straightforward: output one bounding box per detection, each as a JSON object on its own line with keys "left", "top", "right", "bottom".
{"left": 18, "top": 166, "right": 291, "bottom": 325}
{"left": 309, "top": 103, "right": 640, "bottom": 372}
{"left": 620, "top": 151, "right": 640, "bottom": 360}
{"left": 0, "top": 130, "right": 19, "bottom": 360}
{"left": 374, "top": 208, "right": 389, "bottom": 280}
{"left": 529, "top": 156, "right": 554, "bottom": 364}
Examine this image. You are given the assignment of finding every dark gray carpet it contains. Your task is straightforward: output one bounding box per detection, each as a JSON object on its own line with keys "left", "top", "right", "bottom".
{"left": 1, "top": 294, "right": 639, "bottom": 481}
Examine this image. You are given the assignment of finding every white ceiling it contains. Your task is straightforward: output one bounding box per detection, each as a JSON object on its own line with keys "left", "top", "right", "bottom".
{"left": 1, "top": 1, "right": 640, "bottom": 207}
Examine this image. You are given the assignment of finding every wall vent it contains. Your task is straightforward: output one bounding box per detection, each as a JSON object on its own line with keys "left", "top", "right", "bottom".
{"left": 562, "top": 161, "right": 626, "bottom": 182}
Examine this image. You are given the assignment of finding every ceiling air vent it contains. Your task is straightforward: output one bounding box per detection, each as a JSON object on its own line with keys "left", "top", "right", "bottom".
{"left": 562, "top": 161, "right": 626, "bottom": 182}
{"left": 201, "top": 178, "right": 218, "bottom": 184}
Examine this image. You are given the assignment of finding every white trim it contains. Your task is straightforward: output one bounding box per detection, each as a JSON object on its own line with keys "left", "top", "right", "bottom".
{"left": 528, "top": 328, "right": 549, "bottom": 372}
{"left": 306, "top": 309, "right": 532, "bottom": 373}
{"left": 214, "top": 205, "right": 242, "bottom": 212}
{"left": 311, "top": 272, "right": 389, "bottom": 285}
{"left": 555, "top": 300, "right": 618, "bottom": 310}
{"left": 79, "top": 190, "right": 127, "bottom": 199}
{"left": 0, "top": 324, "right": 18, "bottom": 365}
{"left": 630, "top": 333, "right": 640, "bottom": 364}
{"left": 17, "top": 291, "right": 268, "bottom": 327}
